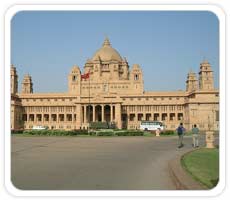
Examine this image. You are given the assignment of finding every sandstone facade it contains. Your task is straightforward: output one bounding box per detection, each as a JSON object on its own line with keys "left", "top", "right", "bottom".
{"left": 11, "top": 38, "right": 219, "bottom": 131}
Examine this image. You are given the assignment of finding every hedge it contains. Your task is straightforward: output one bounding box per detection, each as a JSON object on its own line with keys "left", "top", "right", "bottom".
{"left": 96, "top": 131, "right": 115, "bottom": 136}
{"left": 115, "top": 130, "right": 144, "bottom": 136}
{"left": 16, "top": 129, "right": 144, "bottom": 137}
{"left": 22, "top": 129, "right": 88, "bottom": 136}
{"left": 160, "top": 130, "right": 176, "bottom": 135}
{"left": 11, "top": 130, "right": 24, "bottom": 134}
{"left": 89, "top": 122, "right": 116, "bottom": 129}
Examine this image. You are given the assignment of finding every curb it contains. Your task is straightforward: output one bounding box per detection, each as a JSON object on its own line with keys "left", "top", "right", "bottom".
{"left": 168, "top": 153, "right": 208, "bottom": 190}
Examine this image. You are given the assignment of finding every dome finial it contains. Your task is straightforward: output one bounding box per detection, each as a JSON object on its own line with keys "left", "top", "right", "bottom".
{"left": 103, "top": 36, "right": 111, "bottom": 47}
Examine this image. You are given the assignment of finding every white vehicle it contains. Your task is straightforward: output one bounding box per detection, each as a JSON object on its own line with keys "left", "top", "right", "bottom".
{"left": 32, "top": 125, "right": 48, "bottom": 130}
{"left": 140, "top": 121, "right": 165, "bottom": 131}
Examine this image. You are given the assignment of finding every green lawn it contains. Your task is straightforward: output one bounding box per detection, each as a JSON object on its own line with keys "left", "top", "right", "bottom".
{"left": 181, "top": 148, "right": 219, "bottom": 189}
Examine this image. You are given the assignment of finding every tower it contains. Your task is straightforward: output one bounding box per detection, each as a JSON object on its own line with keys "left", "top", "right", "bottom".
{"left": 130, "top": 64, "right": 144, "bottom": 94}
{"left": 22, "top": 74, "right": 33, "bottom": 94}
{"left": 11, "top": 64, "right": 18, "bottom": 94}
{"left": 186, "top": 70, "right": 198, "bottom": 92}
{"left": 68, "top": 65, "right": 81, "bottom": 95}
{"left": 199, "top": 60, "right": 214, "bottom": 90}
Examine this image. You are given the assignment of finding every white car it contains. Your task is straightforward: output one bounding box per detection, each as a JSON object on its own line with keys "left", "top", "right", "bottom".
{"left": 32, "top": 126, "right": 48, "bottom": 130}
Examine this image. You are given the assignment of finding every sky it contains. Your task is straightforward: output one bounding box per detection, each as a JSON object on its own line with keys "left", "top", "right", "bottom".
{"left": 11, "top": 11, "right": 219, "bottom": 93}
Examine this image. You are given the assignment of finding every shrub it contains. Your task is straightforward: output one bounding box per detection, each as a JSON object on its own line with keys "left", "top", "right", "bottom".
{"left": 88, "top": 131, "right": 97, "bottom": 136}
{"left": 11, "top": 129, "right": 24, "bottom": 134}
{"left": 89, "top": 122, "right": 116, "bottom": 129}
{"left": 160, "top": 130, "right": 175, "bottom": 135}
{"left": 22, "top": 129, "right": 80, "bottom": 136}
{"left": 115, "top": 130, "right": 144, "bottom": 136}
{"left": 96, "top": 131, "right": 114, "bottom": 136}
{"left": 72, "top": 129, "right": 89, "bottom": 135}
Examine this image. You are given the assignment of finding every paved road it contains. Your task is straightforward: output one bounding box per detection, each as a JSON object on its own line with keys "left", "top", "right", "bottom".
{"left": 11, "top": 135, "right": 213, "bottom": 190}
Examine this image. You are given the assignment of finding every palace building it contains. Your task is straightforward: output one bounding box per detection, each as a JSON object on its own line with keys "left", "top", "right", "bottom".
{"left": 11, "top": 38, "right": 219, "bottom": 131}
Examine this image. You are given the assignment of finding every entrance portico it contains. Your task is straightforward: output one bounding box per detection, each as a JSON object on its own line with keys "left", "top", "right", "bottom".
{"left": 80, "top": 103, "right": 121, "bottom": 129}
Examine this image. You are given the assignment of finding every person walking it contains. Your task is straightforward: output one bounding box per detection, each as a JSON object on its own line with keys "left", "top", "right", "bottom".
{"left": 191, "top": 124, "right": 199, "bottom": 147}
{"left": 176, "top": 123, "right": 185, "bottom": 148}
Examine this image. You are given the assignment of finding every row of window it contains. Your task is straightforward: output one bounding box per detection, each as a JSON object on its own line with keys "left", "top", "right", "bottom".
{"left": 23, "top": 113, "right": 76, "bottom": 122}
{"left": 123, "top": 97, "right": 183, "bottom": 101}
{"left": 129, "top": 113, "right": 183, "bottom": 121}
{"left": 23, "top": 96, "right": 185, "bottom": 102}
{"left": 82, "top": 85, "right": 129, "bottom": 89}
{"left": 25, "top": 106, "right": 76, "bottom": 113}
{"left": 24, "top": 98, "right": 77, "bottom": 102}
{"left": 123, "top": 105, "right": 184, "bottom": 112}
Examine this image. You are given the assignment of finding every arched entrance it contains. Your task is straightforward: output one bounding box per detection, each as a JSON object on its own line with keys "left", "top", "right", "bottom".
{"left": 86, "top": 105, "right": 93, "bottom": 122}
{"left": 104, "top": 105, "right": 111, "bottom": 122}
{"left": 95, "top": 105, "right": 102, "bottom": 122}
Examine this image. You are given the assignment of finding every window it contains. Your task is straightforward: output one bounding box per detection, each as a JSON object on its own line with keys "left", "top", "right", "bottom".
{"left": 72, "top": 75, "right": 77, "bottom": 81}
{"left": 216, "top": 111, "right": 219, "bottom": 121}
{"left": 134, "top": 74, "right": 139, "bottom": 80}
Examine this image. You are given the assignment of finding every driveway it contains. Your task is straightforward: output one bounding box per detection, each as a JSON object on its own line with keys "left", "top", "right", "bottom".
{"left": 11, "top": 135, "right": 209, "bottom": 190}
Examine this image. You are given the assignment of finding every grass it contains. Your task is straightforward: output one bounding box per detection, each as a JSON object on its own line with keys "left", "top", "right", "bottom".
{"left": 181, "top": 148, "right": 219, "bottom": 189}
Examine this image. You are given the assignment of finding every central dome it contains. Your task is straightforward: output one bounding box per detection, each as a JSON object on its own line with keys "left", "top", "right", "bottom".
{"left": 92, "top": 38, "right": 122, "bottom": 62}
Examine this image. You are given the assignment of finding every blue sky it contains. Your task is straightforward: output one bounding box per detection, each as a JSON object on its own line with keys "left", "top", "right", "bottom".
{"left": 11, "top": 11, "right": 219, "bottom": 93}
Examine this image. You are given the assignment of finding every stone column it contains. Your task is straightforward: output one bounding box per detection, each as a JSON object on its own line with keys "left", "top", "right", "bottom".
{"left": 110, "top": 104, "right": 113, "bottom": 122}
{"left": 102, "top": 104, "right": 104, "bottom": 122}
{"left": 93, "top": 105, "right": 95, "bottom": 122}
{"left": 42, "top": 108, "right": 44, "bottom": 124}
{"left": 49, "top": 106, "right": 51, "bottom": 125}
{"left": 71, "top": 107, "right": 74, "bottom": 124}
{"left": 76, "top": 104, "right": 81, "bottom": 129}
{"left": 127, "top": 106, "right": 130, "bottom": 129}
{"left": 115, "top": 104, "right": 121, "bottom": 129}
{"left": 84, "top": 105, "right": 87, "bottom": 123}
{"left": 81, "top": 106, "right": 83, "bottom": 123}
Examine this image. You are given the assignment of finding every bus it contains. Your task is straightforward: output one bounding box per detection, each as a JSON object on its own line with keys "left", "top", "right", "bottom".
{"left": 140, "top": 121, "right": 165, "bottom": 131}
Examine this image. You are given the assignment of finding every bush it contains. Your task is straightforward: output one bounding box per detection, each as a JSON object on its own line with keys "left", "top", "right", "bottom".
{"left": 22, "top": 129, "right": 83, "bottom": 136}
{"left": 89, "top": 122, "right": 116, "bottom": 129}
{"left": 21, "top": 129, "right": 144, "bottom": 137}
{"left": 96, "top": 131, "right": 114, "bottom": 136}
{"left": 115, "top": 130, "right": 144, "bottom": 136}
{"left": 72, "top": 129, "right": 89, "bottom": 135}
{"left": 88, "top": 131, "right": 97, "bottom": 136}
{"left": 160, "top": 130, "right": 175, "bottom": 135}
{"left": 11, "top": 129, "right": 24, "bottom": 134}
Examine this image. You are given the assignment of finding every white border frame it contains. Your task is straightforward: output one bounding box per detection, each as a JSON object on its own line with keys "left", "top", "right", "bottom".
{"left": 4, "top": 4, "right": 226, "bottom": 197}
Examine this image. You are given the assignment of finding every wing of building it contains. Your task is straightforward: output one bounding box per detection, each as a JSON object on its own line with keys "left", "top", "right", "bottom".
{"left": 11, "top": 38, "right": 219, "bottom": 131}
